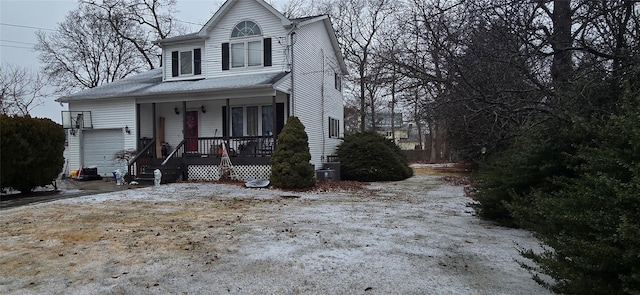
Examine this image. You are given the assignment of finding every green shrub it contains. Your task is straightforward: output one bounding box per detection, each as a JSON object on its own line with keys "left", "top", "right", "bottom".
{"left": 473, "top": 125, "right": 574, "bottom": 226}
{"left": 1, "top": 115, "right": 66, "bottom": 193}
{"left": 336, "top": 132, "right": 413, "bottom": 182}
{"left": 270, "top": 116, "right": 315, "bottom": 189}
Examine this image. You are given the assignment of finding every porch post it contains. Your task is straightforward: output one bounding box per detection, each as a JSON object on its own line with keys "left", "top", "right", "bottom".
{"left": 136, "top": 103, "right": 141, "bottom": 151}
{"left": 182, "top": 101, "right": 187, "bottom": 141}
{"left": 272, "top": 95, "right": 277, "bottom": 147}
{"left": 152, "top": 103, "right": 157, "bottom": 157}
{"left": 225, "top": 98, "right": 230, "bottom": 149}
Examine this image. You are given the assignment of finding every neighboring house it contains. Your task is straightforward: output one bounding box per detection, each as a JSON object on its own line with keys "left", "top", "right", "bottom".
{"left": 57, "top": 0, "right": 347, "bottom": 182}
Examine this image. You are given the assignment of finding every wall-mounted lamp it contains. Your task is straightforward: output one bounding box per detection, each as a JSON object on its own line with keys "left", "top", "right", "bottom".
{"left": 201, "top": 105, "right": 206, "bottom": 113}
{"left": 174, "top": 107, "right": 180, "bottom": 115}
{"left": 69, "top": 129, "right": 77, "bottom": 136}
{"left": 124, "top": 125, "right": 131, "bottom": 134}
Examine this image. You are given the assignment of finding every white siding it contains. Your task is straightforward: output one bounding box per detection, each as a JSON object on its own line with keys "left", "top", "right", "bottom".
{"left": 204, "top": 0, "right": 290, "bottom": 78}
{"left": 66, "top": 99, "right": 136, "bottom": 173}
{"left": 292, "top": 21, "right": 344, "bottom": 168}
{"left": 139, "top": 103, "right": 154, "bottom": 138}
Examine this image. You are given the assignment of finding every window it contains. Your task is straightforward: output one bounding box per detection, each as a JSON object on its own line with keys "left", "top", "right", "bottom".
{"left": 329, "top": 117, "right": 340, "bottom": 138}
{"left": 180, "top": 51, "right": 192, "bottom": 74}
{"left": 171, "top": 48, "right": 201, "bottom": 77}
{"left": 222, "top": 21, "right": 272, "bottom": 70}
{"left": 262, "top": 105, "right": 273, "bottom": 135}
{"left": 335, "top": 73, "right": 342, "bottom": 91}
{"left": 232, "top": 107, "right": 243, "bottom": 137}
{"left": 231, "top": 21, "right": 262, "bottom": 37}
{"left": 247, "top": 106, "right": 258, "bottom": 136}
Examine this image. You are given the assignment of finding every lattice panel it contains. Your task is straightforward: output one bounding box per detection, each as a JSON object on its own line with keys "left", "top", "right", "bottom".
{"left": 187, "top": 165, "right": 271, "bottom": 181}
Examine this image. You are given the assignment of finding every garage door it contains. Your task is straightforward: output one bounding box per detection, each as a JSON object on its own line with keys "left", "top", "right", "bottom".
{"left": 83, "top": 129, "right": 124, "bottom": 176}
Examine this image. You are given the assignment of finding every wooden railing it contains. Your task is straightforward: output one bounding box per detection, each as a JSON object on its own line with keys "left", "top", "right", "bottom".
{"left": 184, "top": 136, "right": 275, "bottom": 157}
{"left": 161, "top": 139, "right": 185, "bottom": 166}
{"left": 127, "top": 139, "right": 156, "bottom": 177}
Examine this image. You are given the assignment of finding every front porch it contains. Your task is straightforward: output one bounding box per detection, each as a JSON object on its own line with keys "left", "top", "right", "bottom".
{"left": 128, "top": 135, "right": 277, "bottom": 183}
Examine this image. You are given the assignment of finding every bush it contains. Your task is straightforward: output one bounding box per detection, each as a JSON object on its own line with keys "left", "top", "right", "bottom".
{"left": 513, "top": 92, "right": 640, "bottom": 294}
{"left": 270, "top": 116, "right": 315, "bottom": 189}
{"left": 337, "top": 132, "right": 413, "bottom": 182}
{"left": 472, "top": 124, "right": 574, "bottom": 226}
{"left": 1, "top": 115, "right": 66, "bottom": 193}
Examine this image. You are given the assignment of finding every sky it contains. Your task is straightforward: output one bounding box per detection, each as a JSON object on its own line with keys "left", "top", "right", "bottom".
{"left": 0, "top": 0, "right": 286, "bottom": 123}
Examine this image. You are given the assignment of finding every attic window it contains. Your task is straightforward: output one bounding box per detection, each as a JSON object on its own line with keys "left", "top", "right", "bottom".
{"left": 171, "top": 48, "right": 201, "bottom": 77}
{"left": 231, "top": 21, "right": 262, "bottom": 38}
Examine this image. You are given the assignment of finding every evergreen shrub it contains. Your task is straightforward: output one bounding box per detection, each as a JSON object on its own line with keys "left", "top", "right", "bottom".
{"left": 1, "top": 115, "right": 66, "bottom": 193}
{"left": 270, "top": 116, "right": 315, "bottom": 189}
{"left": 336, "top": 132, "right": 413, "bottom": 182}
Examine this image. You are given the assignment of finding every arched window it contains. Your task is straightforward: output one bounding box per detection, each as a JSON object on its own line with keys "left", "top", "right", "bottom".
{"left": 231, "top": 20, "right": 262, "bottom": 38}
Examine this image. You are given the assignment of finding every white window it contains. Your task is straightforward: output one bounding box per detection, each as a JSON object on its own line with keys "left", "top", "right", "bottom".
{"left": 180, "top": 51, "right": 192, "bottom": 75}
{"left": 230, "top": 21, "right": 263, "bottom": 68}
{"left": 171, "top": 48, "right": 201, "bottom": 77}
{"left": 329, "top": 117, "right": 340, "bottom": 138}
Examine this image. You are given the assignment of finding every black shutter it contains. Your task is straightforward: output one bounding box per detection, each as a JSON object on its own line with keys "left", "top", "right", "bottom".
{"left": 263, "top": 38, "right": 272, "bottom": 67}
{"left": 222, "top": 43, "right": 229, "bottom": 71}
{"left": 171, "top": 51, "right": 179, "bottom": 77}
{"left": 222, "top": 106, "right": 228, "bottom": 137}
{"left": 276, "top": 103, "right": 284, "bottom": 134}
{"left": 194, "top": 48, "right": 201, "bottom": 75}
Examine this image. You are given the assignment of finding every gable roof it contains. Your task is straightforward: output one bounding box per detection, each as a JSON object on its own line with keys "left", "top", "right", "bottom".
{"left": 56, "top": 69, "right": 289, "bottom": 102}
{"left": 198, "top": 0, "right": 291, "bottom": 38}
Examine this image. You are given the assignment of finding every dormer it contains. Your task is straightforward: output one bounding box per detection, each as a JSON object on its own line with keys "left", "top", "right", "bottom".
{"left": 157, "top": 33, "right": 205, "bottom": 81}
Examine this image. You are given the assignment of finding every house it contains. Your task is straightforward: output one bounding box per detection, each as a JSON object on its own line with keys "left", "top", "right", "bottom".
{"left": 57, "top": 0, "right": 347, "bottom": 182}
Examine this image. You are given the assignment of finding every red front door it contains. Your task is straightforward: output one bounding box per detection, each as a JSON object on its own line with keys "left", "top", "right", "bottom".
{"left": 186, "top": 110, "right": 198, "bottom": 152}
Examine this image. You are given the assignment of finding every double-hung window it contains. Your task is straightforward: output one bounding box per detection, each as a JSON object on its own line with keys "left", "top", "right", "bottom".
{"left": 329, "top": 117, "right": 340, "bottom": 138}
{"left": 171, "top": 48, "right": 201, "bottom": 77}
{"left": 222, "top": 21, "right": 272, "bottom": 70}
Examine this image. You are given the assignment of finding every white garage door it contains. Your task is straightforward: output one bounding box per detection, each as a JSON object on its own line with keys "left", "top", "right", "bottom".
{"left": 83, "top": 129, "right": 124, "bottom": 176}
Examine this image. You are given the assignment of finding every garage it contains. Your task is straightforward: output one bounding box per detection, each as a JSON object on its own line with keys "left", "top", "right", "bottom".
{"left": 83, "top": 129, "right": 124, "bottom": 176}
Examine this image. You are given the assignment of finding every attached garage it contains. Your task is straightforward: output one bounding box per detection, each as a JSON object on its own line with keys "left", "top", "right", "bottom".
{"left": 83, "top": 129, "right": 124, "bottom": 176}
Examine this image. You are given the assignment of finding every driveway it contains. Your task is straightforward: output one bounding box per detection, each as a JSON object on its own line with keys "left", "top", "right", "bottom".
{"left": 0, "top": 178, "right": 144, "bottom": 210}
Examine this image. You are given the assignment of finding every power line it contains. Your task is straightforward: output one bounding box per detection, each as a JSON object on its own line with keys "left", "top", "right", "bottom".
{"left": 0, "top": 44, "right": 35, "bottom": 50}
{"left": 0, "top": 22, "right": 56, "bottom": 32}
{"left": 0, "top": 39, "right": 37, "bottom": 46}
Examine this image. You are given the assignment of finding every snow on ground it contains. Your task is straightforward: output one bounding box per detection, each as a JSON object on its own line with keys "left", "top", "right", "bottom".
{"left": 0, "top": 174, "right": 550, "bottom": 295}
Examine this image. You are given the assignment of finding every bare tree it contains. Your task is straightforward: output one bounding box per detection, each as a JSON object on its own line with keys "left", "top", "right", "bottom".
{"left": 319, "top": 0, "right": 396, "bottom": 132}
{"left": 36, "top": 5, "right": 144, "bottom": 93}
{"left": 0, "top": 64, "right": 49, "bottom": 116}
{"left": 83, "top": 0, "right": 181, "bottom": 69}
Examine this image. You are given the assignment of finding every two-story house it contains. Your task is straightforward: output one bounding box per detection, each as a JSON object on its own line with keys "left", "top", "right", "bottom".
{"left": 57, "top": 0, "right": 347, "bottom": 183}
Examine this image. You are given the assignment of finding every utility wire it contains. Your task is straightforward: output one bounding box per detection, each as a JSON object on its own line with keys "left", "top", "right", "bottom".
{"left": 0, "top": 22, "right": 56, "bottom": 32}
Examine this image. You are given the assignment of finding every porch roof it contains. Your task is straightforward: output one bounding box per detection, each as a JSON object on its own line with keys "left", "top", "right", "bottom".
{"left": 56, "top": 69, "right": 290, "bottom": 103}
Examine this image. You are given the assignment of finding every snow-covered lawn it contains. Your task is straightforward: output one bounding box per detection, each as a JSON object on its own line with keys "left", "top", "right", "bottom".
{"left": 0, "top": 172, "right": 550, "bottom": 294}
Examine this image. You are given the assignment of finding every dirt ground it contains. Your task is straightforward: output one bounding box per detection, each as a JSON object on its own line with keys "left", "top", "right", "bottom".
{"left": 0, "top": 165, "right": 551, "bottom": 295}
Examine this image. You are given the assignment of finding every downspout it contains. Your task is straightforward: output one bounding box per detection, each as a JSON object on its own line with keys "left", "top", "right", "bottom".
{"left": 320, "top": 49, "right": 326, "bottom": 163}
{"left": 289, "top": 28, "right": 297, "bottom": 116}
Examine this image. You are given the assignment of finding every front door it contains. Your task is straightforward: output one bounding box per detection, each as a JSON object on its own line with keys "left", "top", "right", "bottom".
{"left": 185, "top": 110, "right": 198, "bottom": 152}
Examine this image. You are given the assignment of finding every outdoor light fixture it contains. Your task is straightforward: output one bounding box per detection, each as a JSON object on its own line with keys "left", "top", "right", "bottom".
{"left": 174, "top": 107, "right": 180, "bottom": 115}
{"left": 125, "top": 125, "right": 131, "bottom": 134}
{"left": 69, "top": 129, "right": 77, "bottom": 136}
{"left": 201, "top": 105, "right": 206, "bottom": 113}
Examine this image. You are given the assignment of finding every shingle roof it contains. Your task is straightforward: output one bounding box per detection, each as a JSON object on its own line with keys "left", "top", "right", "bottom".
{"left": 57, "top": 69, "right": 290, "bottom": 102}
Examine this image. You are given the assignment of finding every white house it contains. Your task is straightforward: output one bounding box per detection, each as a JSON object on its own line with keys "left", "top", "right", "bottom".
{"left": 57, "top": 0, "right": 347, "bottom": 182}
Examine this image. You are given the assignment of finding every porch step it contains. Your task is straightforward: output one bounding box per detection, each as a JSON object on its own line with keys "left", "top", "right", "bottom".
{"left": 135, "top": 166, "right": 183, "bottom": 184}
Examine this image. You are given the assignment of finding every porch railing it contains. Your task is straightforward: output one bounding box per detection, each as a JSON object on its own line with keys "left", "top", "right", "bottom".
{"left": 127, "top": 139, "right": 156, "bottom": 177}
{"left": 184, "top": 136, "right": 275, "bottom": 157}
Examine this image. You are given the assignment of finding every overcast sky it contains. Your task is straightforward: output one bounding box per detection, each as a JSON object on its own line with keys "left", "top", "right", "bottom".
{"left": 1, "top": 0, "right": 287, "bottom": 123}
